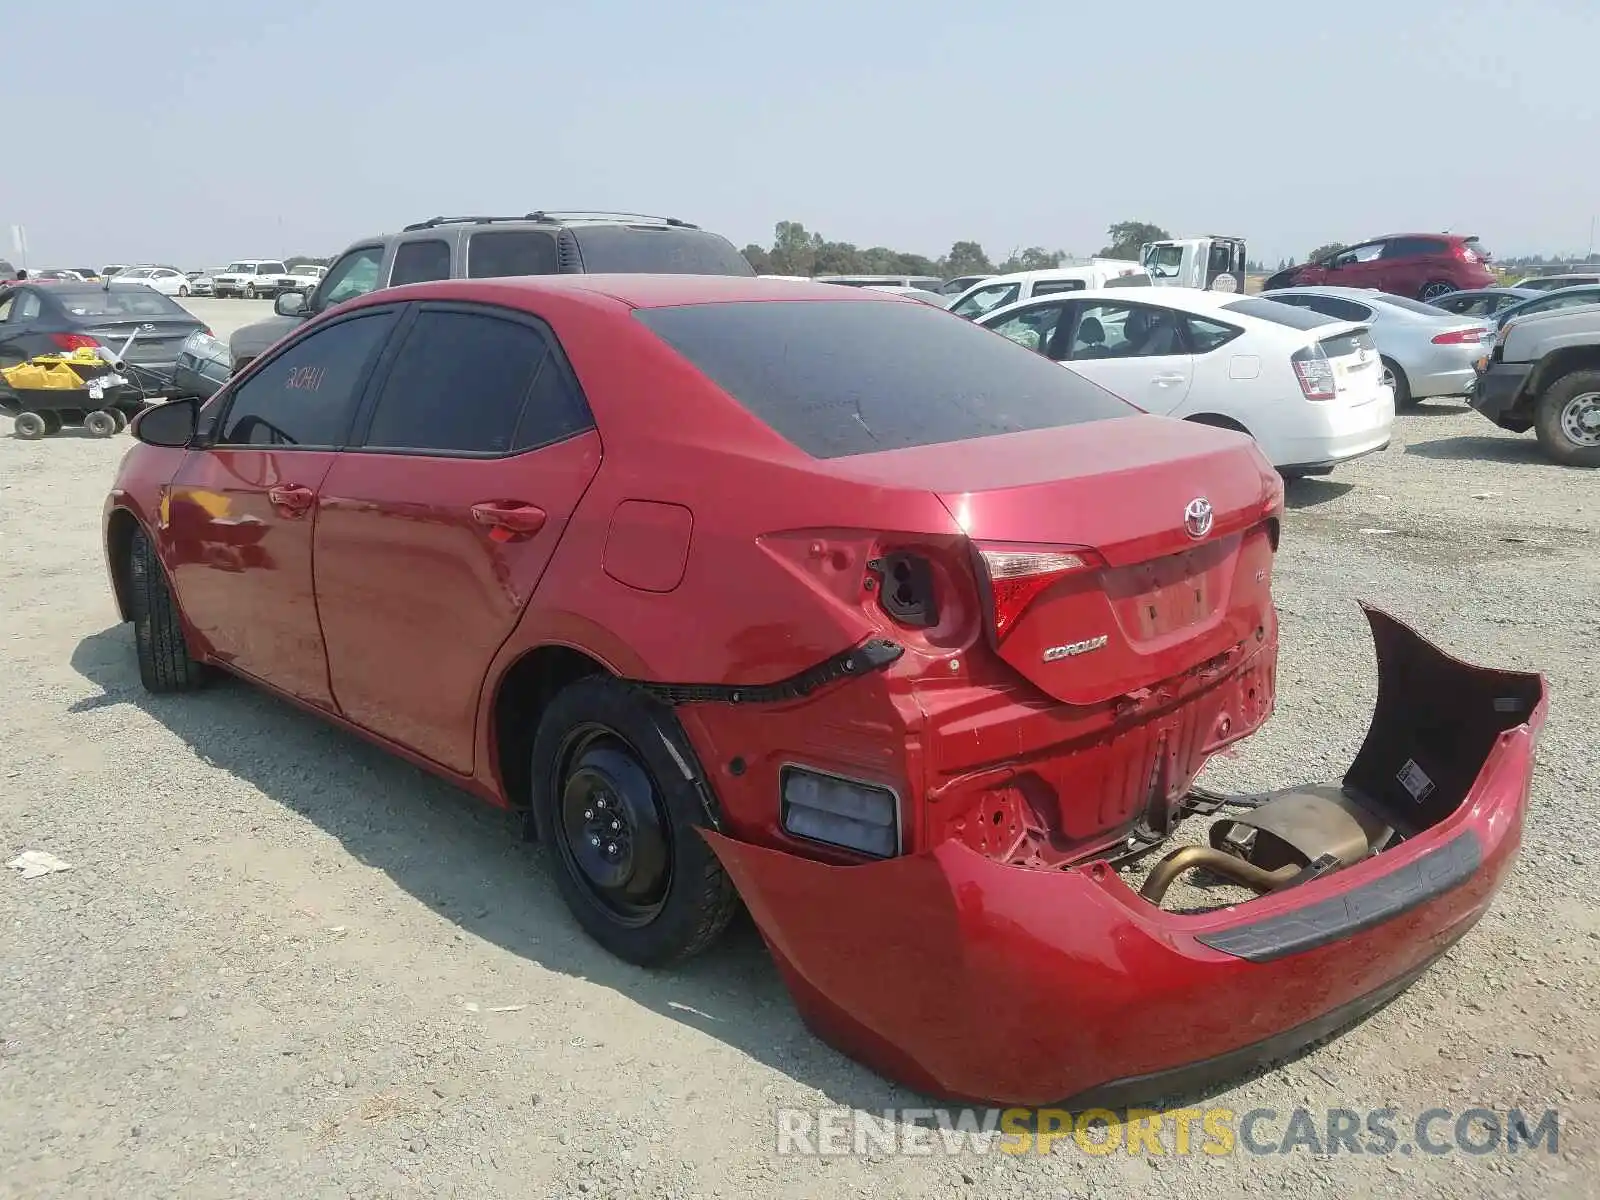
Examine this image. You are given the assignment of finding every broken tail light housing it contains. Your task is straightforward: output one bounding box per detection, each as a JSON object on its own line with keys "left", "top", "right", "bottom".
{"left": 972, "top": 542, "right": 1102, "bottom": 642}
{"left": 780, "top": 765, "right": 899, "bottom": 858}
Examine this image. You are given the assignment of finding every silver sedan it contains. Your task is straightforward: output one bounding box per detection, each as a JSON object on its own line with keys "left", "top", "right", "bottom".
{"left": 1262, "top": 285, "right": 1492, "bottom": 407}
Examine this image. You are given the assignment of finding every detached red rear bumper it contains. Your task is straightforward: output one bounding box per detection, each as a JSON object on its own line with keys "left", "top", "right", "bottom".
{"left": 703, "top": 607, "right": 1547, "bottom": 1106}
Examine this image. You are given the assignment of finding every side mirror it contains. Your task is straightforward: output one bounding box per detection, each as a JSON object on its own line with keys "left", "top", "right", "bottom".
{"left": 130, "top": 396, "right": 200, "bottom": 448}
{"left": 275, "top": 291, "right": 306, "bottom": 317}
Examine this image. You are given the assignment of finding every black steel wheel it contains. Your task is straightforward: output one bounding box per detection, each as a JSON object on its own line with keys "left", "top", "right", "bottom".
{"left": 531, "top": 676, "right": 737, "bottom": 966}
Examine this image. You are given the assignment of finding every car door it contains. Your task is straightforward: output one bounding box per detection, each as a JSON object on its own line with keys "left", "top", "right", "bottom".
{"left": 1048, "top": 298, "right": 1195, "bottom": 413}
{"left": 1376, "top": 236, "right": 1443, "bottom": 297}
{"left": 163, "top": 307, "right": 401, "bottom": 707}
{"left": 312, "top": 303, "right": 601, "bottom": 773}
{"left": 1323, "top": 240, "right": 1387, "bottom": 289}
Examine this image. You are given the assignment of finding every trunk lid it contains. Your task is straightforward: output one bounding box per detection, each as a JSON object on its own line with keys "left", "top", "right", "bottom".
{"left": 1317, "top": 325, "right": 1382, "bottom": 401}
{"left": 836, "top": 415, "right": 1279, "bottom": 707}
{"left": 82, "top": 319, "right": 202, "bottom": 364}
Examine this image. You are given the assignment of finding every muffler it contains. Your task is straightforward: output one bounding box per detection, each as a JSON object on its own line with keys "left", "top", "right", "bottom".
{"left": 1139, "top": 783, "right": 1395, "bottom": 906}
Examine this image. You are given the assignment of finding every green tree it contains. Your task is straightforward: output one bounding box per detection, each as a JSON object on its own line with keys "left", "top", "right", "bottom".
{"left": 742, "top": 244, "right": 773, "bottom": 273}
{"left": 1099, "top": 221, "right": 1170, "bottom": 260}
{"left": 944, "top": 241, "right": 994, "bottom": 276}
{"left": 1307, "top": 242, "right": 1345, "bottom": 264}
{"left": 769, "top": 221, "right": 818, "bottom": 276}
{"left": 997, "top": 246, "right": 1067, "bottom": 273}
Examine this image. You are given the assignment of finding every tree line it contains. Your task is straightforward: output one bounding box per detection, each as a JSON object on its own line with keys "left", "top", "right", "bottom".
{"left": 740, "top": 219, "right": 1182, "bottom": 278}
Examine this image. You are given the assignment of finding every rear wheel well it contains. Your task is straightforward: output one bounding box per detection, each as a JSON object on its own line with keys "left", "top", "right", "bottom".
{"left": 493, "top": 646, "right": 610, "bottom": 809}
{"left": 106, "top": 508, "right": 139, "bottom": 621}
{"left": 1184, "top": 413, "right": 1251, "bottom": 436}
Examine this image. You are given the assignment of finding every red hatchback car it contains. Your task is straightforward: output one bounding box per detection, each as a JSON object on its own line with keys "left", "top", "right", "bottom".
{"left": 105, "top": 276, "right": 1546, "bottom": 1105}
{"left": 1264, "top": 233, "right": 1496, "bottom": 301}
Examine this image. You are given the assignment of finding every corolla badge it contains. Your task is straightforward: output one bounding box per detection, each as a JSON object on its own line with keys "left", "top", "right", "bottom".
{"left": 1184, "top": 497, "right": 1214, "bottom": 539}
{"left": 1043, "top": 634, "right": 1109, "bottom": 662}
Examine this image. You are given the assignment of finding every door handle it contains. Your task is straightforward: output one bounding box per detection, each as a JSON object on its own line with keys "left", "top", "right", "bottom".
{"left": 267, "top": 484, "right": 315, "bottom": 516}
{"left": 470, "top": 501, "right": 547, "bottom": 541}
{"left": 1153, "top": 373, "right": 1187, "bottom": 386}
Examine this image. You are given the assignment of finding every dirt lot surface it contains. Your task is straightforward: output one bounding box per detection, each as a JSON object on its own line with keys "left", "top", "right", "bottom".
{"left": 2, "top": 299, "right": 1596, "bottom": 1198}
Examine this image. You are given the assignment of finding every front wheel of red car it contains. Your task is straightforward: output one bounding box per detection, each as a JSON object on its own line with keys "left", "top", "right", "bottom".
{"left": 531, "top": 677, "right": 737, "bottom": 967}
{"left": 128, "top": 527, "right": 211, "bottom": 694}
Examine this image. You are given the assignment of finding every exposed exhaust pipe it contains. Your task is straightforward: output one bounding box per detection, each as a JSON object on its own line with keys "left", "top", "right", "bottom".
{"left": 1138, "top": 845, "right": 1301, "bottom": 905}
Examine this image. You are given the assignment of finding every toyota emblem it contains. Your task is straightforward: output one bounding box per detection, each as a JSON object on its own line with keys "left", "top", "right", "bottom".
{"left": 1184, "top": 497, "right": 1214, "bottom": 539}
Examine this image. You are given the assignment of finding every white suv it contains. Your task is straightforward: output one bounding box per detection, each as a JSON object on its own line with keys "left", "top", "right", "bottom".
{"left": 211, "top": 260, "right": 288, "bottom": 299}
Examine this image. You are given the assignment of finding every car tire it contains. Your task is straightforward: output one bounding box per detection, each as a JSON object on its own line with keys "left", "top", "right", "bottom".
{"left": 13, "top": 411, "right": 47, "bottom": 439}
{"left": 1533, "top": 370, "right": 1600, "bottom": 468}
{"left": 243, "top": 284, "right": 256, "bottom": 300}
{"left": 178, "top": 286, "right": 189, "bottom": 297}
{"left": 530, "top": 675, "right": 738, "bottom": 967}
{"left": 128, "top": 527, "right": 210, "bottom": 693}
{"left": 1381, "top": 358, "right": 1415, "bottom": 409}
{"left": 84, "top": 409, "right": 120, "bottom": 437}
{"left": 1418, "top": 280, "right": 1455, "bottom": 302}
{"left": 39, "top": 411, "right": 64, "bottom": 435}
{"left": 108, "top": 408, "right": 129, "bottom": 432}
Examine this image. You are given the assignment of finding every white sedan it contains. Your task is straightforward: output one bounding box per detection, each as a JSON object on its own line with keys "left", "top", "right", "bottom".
{"left": 113, "top": 266, "right": 194, "bottom": 297}
{"left": 974, "top": 287, "right": 1395, "bottom": 476}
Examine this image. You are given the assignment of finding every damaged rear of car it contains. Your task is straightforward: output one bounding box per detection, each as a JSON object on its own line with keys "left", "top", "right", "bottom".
{"left": 617, "top": 292, "right": 1548, "bottom": 1107}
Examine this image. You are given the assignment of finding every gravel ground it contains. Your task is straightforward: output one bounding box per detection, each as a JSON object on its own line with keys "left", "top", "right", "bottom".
{"left": 2, "top": 299, "right": 1596, "bottom": 1198}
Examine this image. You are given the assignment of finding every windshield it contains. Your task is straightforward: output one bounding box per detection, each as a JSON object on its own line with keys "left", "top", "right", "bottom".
{"left": 225, "top": 262, "right": 252, "bottom": 273}
{"left": 1142, "top": 244, "right": 1185, "bottom": 276}
{"left": 634, "top": 299, "right": 1133, "bottom": 459}
{"left": 53, "top": 287, "right": 192, "bottom": 319}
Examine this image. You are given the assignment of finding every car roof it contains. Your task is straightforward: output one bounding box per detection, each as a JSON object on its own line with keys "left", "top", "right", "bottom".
{"left": 1371, "top": 231, "right": 1475, "bottom": 241}
{"left": 352, "top": 273, "right": 900, "bottom": 311}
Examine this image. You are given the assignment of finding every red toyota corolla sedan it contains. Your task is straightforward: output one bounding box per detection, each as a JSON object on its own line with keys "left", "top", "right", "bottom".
{"left": 104, "top": 275, "right": 1546, "bottom": 1105}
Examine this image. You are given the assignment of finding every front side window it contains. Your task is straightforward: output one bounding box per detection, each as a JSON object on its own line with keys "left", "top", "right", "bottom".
{"left": 317, "top": 246, "right": 385, "bottom": 309}
{"left": 361, "top": 310, "right": 591, "bottom": 455}
{"left": 950, "top": 282, "right": 1021, "bottom": 318}
{"left": 466, "top": 230, "right": 560, "bottom": 279}
{"left": 1331, "top": 242, "right": 1385, "bottom": 266}
{"left": 1068, "top": 302, "right": 1185, "bottom": 359}
{"left": 984, "top": 302, "right": 1067, "bottom": 354}
{"left": 217, "top": 311, "right": 396, "bottom": 447}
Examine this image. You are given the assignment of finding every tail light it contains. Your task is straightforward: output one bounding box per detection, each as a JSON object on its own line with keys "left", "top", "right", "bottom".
{"left": 1290, "top": 344, "right": 1337, "bottom": 400}
{"left": 972, "top": 542, "right": 1102, "bottom": 641}
{"left": 1432, "top": 327, "right": 1490, "bottom": 345}
{"left": 1456, "top": 245, "right": 1480, "bottom": 263}
{"left": 49, "top": 333, "right": 100, "bottom": 350}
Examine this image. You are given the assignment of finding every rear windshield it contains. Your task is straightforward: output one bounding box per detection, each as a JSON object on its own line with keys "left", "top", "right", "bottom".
{"left": 634, "top": 299, "right": 1133, "bottom": 459}
{"left": 52, "top": 287, "right": 191, "bottom": 318}
{"left": 1375, "top": 293, "right": 1459, "bottom": 317}
{"left": 1465, "top": 238, "right": 1491, "bottom": 260}
{"left": 1221, "top": 297, "right": 1339, "bottom": 329}
{"left": 573, "top": 226, "right": 756, "bottom": 276}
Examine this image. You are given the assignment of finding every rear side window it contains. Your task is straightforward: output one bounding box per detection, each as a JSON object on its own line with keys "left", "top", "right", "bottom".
{"left": 466, "top": 230, "right": 559, "bottom": 279}
{"left": 1032, "top": 278, "right": 1086, "bottom": 296}
{"left": 1384, "top": 237, "right": 1448, "bottom": 258}
{"left": 1222, "top": 297, "right": 1342, "bottom": 329}
{"left": 389, "top": 239, "right": 452, "bottom": 286}
{"left": 219, "top": 311, "right": 397, "bottom": 448}
{"left": 570, "top": 226, "right": 756, "bottom": 276}
{"left": 1184, "top": 315, "right": 1243, "bottom": 353}
{"left": 634, "top": 299, "right": 1132, "bottom": 460}
{"left": 362, "top": 310, "right": 591, "bottom": 455}
{"left": 1373, "top": 294, "right": 1452, "bottom": 317}
{"left": 1282, "top": 294, "right": 1374, "bottom": 322}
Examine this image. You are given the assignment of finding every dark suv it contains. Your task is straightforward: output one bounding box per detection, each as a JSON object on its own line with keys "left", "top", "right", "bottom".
{"left": 1264, "top": 233, "right": 1495, "bottom": 302}
{"left": 228, "top": 211, "right": 755, "bottom": 369}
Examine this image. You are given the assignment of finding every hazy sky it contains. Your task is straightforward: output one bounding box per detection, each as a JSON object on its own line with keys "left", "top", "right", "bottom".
{"left": 4, "top": 0, "right": 1597, "bottom": 269}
